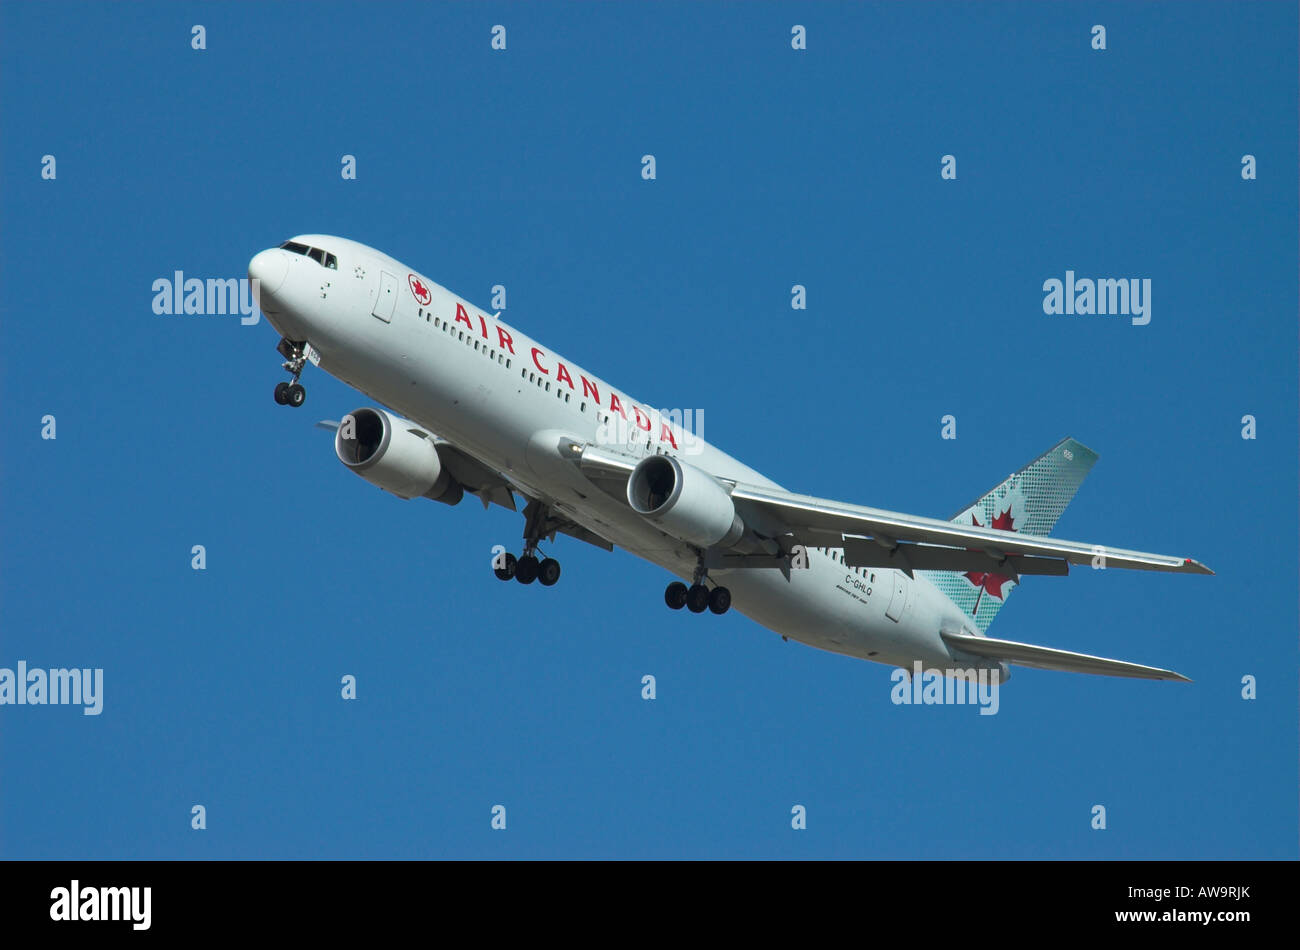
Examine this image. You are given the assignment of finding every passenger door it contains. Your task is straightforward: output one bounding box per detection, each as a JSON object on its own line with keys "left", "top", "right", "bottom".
{"left": 885, "top": 570, "right": 909, "bottom": 622}
{"left": 372, "top": 271, "right": 397, "bottom": 323}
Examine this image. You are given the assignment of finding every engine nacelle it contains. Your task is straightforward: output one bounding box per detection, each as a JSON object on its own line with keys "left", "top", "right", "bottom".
{"left": 335, "top": 407, "right": 462, "bottom": 504}
{"left": 626, "top": 455, "right": 744, "bottom": 548}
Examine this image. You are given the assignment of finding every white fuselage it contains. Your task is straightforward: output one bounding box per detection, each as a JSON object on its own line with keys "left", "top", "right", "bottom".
{"left": 251, "top": 235, "right": 976, "bottom": 672}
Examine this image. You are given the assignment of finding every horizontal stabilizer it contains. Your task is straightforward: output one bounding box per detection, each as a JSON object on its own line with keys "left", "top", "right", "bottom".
{"left": 941, "top": 629, "right": 1191, "bottom": 682}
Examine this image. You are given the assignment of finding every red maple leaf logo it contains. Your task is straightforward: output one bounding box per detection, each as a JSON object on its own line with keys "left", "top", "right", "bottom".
{"left": 963, "top": 506, "right": 1017, "bottom": 600}
{"left": 408, "top": 274, "right": 431, "bottom": 305}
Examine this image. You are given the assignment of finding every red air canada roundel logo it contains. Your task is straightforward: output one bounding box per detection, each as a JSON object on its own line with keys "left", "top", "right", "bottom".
{"left": 408, "top": 274, "right": 432, "bottom": 306}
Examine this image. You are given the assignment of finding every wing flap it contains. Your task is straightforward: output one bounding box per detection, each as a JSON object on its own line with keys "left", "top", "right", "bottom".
{"left": 842, "top": 537, "right": 1069, "bottom": 577}
{"left": 941, "top": 630, "right": 1191, "bottom": 682}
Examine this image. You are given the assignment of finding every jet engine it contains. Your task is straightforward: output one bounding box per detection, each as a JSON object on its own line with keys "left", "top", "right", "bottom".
{"left": 626, "top": 455, "right": 744, "bottom": 548}
{"left": 334, "top": 407, "right": 463, "bottom": 504}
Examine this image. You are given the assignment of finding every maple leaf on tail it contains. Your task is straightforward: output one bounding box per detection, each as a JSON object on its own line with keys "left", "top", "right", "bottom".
{"left": 963, "top": 507, "right": 1017, "bottom": 600}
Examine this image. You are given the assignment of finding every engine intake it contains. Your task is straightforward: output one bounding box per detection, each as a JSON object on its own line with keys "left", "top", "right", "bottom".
{"left": 627, "top": 455, "right": 743, "bottom": 548}
{"left": 335, "top": 407, "right": 462, "bottom": 504}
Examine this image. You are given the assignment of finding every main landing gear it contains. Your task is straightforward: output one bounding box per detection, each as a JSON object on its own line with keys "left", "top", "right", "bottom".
{"left": 273, "top": 338, "right": 308, "bottom": 407}
{"left": 492, "top": 499, "right": 562, "bottom": 587}
{"left": 665, "top": 561, "right": 731, "bottom": 615}
{"left": 493, "top": 550, "right": 561, "bottom": 586}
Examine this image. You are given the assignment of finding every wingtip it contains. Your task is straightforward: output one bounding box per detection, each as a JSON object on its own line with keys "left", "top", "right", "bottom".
{"left": 1184, "top": 558, "right": 1214, "bottom": 576}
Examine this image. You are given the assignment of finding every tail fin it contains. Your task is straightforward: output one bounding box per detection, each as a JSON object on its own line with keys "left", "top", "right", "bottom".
{"left": 921, "top": 437, "right": 1099, "bottom": 632}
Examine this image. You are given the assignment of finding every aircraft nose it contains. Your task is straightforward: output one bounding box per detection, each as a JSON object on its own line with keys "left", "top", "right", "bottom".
{"left": 248, "top": 248, "right": 288, "bottom": 296}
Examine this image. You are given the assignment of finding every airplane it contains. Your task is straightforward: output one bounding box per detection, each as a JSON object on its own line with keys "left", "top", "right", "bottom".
{"left": 248, "top": 235, "right": 1211, "bottom": 684}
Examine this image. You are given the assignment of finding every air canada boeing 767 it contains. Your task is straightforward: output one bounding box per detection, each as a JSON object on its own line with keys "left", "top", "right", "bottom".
{"left": 248, "top": 235, "right": 1210, "bottom": 683}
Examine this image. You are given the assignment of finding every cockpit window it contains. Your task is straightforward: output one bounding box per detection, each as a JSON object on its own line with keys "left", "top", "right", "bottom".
{"left": 279, "top": 241, "right": 338, "bottom": 269}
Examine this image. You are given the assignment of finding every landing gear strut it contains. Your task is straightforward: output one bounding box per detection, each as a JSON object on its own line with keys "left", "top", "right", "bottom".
{"left": 273, "top": 338, "right": 308, "bottom": 407}
{"left": 492, "top": 500, "right": 562, "bottom": 587}
{"left": 665, "top": 559, "right": 731, "bottom": 615}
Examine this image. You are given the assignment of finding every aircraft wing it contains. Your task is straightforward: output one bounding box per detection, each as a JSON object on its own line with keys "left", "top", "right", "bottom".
{"left": 571, "top": 443, "right": 1210, "bottom": 577}
{"left": 726, "top": 483, "right": 1212, "bottom": 577}
{"left": 941, "top": 629, "right": 1192, "bottom": 682}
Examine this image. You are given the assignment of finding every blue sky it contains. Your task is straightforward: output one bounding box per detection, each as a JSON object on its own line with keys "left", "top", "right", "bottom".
{"left": 1, "top": 1, "right": 1295, "bottom": 858}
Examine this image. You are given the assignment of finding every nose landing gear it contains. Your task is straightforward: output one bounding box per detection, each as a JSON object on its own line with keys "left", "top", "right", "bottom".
{"left": 273, "top": 338, "right": 309, "bottom": 407}
{"left": 273, "top": 381, "right": 306, "bottom": 407}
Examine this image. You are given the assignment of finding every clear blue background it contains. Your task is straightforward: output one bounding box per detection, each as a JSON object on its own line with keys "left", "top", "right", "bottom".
{"left": 1, "top": 1, "right": 1295, "bottom": 858}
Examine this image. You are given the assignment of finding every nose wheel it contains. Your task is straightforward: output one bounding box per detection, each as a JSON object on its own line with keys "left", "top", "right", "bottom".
{"left": 273, "top": 338, "right": 309, "bottom": 407}
{"left": 273, "top": 381, "right": 306, "bottom": 407}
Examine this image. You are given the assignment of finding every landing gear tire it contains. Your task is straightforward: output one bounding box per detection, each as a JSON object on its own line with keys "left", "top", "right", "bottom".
{"left": 515, "top": 554, "right": 539, "bottom": 585}
{"left": 686, "top": 584, "right": 710, "bottom": 613}
{"left": 494, "top": 552, "right": 517, "bottom": 581}
{"left": 660, "top": 579, "right": 691, "bottom": 608}
{"left": 664, "top": 581, "right": 689, "bottom": 610}
{"left": 708, "top": 586, "right": 732, "bottom": 615}
{"left": 274, "top": 339, "right": 309, "bottom": 408}
{"left": 538, "top": 558, "right": 561, "bottom": 587}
